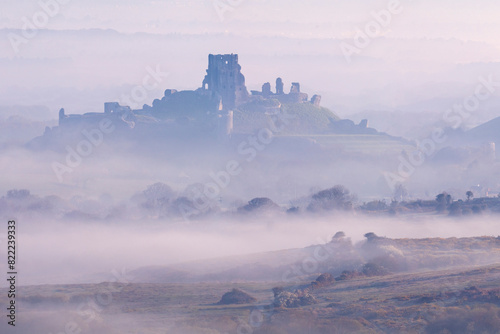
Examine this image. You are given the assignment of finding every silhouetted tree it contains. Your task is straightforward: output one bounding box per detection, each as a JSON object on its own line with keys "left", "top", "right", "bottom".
{"left": 449, "top": 201, "right": 463, "bottom": 216}
{"left": 141, "top": 182, "right": 174, "bottom": 213}
{"left": 364, "top": 232, "right": 378, "bottom": 241}
{"left": 332, "top": 231, "right": 346, "bottom": 239}
{"left": 436, "top": 192, "right": 452, "bottom": 212}
{"left": 436, "top": 192, "right": 452, "bottom": 204}
{"left": 143, "top": 183, "right": 174, "bottom": 202}
{"left": 6, "top": 189, "right": 31, "bottom": 200}
{"left": 472, "top": 205, "right": 483, "bottom": 214}
{"left": 466, "top": 190, "right": 474, "bottom": 201}
{"left": 238, "top": 197, "right": 280, "bottom": 213}
{"left": 361, "top": 200, "right": 387, "bottom": 211}
{"left": 307, "top": 185, "right": 355, "bottom": 212}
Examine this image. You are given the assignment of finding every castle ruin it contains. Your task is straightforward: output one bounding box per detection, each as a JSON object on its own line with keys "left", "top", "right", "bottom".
{"left": 250, "top": 76, "right": 317, "bottom": 105}
{"left": 54, "top": 53, "right": 323, "bottom": 137}
{"left": 202, "top": 54, "right": 249, "bottom": 110}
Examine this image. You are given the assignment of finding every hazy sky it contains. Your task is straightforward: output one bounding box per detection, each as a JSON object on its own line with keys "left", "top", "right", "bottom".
{"left": 2, "top": 0, "right": 500, "bottom": 45}
{"left": 2, "top": 1, "right": 500, "bottom": 290}
{"left": 1, "top": 1, "right": 500, "bottom": 120}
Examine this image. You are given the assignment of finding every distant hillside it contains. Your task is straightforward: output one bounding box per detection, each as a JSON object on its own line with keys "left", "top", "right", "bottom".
{"left": 466, "top": 116, "right": 500, "bottom": 144}
{"left": 129, "top": 235, "right": 500, "bottom": 283}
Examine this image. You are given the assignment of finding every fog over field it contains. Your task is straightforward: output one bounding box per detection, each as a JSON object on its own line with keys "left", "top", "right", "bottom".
{"left": 0, "top": 214, "right": 498, "bottom": 286}
{"left": 1, "top": 1, "right": 500, "bottom": 333}
{"left": 0, "top": 0, "right": 499, "bottom": 278}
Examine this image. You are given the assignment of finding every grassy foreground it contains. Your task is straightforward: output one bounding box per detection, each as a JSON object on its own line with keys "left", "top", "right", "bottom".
{"left": 1, "top": 262, "right": 499, "bottom": 333}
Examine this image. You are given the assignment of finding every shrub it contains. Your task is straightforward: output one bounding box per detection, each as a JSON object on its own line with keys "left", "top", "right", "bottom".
{"left": 361, "top": 262, "right": 390, "bottom": 277}
{"left": 307, "top": 185, "right": 355, "bottom": 212}
{"left": 238, "top": 197, "right": 280, "bottom": 213}
{"left": 217, "top": 288, "right": 257, "bottom": 305}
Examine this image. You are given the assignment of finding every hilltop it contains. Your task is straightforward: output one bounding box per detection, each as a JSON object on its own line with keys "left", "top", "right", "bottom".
{"left": 129, "top": 234, "right": 500, "bottom": 284}
{"left": 29, "top": 54, "right": 393, "bottom": 151}
{"left": 466, "top": 115, "right": 500, "bottom": 145}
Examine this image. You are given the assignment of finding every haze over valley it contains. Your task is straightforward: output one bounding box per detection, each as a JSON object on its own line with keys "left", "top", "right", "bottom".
{"left": 1, "top": 1, "right": 500, "bottom": 333}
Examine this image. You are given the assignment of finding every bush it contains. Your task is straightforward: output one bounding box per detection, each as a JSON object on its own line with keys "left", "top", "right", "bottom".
{"left": 310, "top": 273, "right": 335, "bottom": 289}
{"left": 273, "top": 290, "right": 317, "bottom": 308}
{"left": 238, "top": 197, "right": 281, "bottom": 213}
{"left": 361, "top": 200, "right": 388, "bottom": 211}
{"left": 217, "top": 288, "right": 257, "bottom": 305}
{"left": 307, "top": 185, "right": 355, "bottom": 212}
{"left": 6, "top": 189, "right": 31, "bottom": 199}
{"left": 361, "top": 262, "right": 390, "bottom": 277}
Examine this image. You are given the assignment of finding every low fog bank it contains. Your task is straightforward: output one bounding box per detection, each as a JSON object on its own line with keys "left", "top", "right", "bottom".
{"left": 1, "top": 127, "right": 499, "bottom": 208}
{"left": 0, "top": 141, "right": 401, "bottom": 204}
{"left": 0, "top": 143, "right": 499, "bottom": 286}
{"left": 0, "top": 213, "right": 499, "bottom": 286}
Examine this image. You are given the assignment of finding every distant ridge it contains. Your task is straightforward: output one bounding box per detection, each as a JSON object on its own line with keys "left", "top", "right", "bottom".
{"left": 467, "top": 116, "right": 500, "bottom": 144}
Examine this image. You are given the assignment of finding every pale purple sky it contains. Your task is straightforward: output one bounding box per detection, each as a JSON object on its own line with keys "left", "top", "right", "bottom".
{"left": 1, "top": 0, "right": 499, "bottom": 120}
{"left": 1, "top": 0, "right": 500, "bottom": 45}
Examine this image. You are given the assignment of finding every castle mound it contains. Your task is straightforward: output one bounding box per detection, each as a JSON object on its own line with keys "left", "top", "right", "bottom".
{"left": 234, "top": 99, "right": 340, "bottom": 134}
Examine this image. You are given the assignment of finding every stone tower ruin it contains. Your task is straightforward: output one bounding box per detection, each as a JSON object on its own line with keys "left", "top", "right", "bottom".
{"left": 202, "top": 54, "right": 249, "bottom": 110}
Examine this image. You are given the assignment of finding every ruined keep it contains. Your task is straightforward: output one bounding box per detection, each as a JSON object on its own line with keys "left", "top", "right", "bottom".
{"left": 49, "top": 53, "right": 341, "bottom": 142}
{"left": 311, "top": 95, "right": 322, "bottom": 107}
{"left": 202, "top": 54, "right": 249, "bottom": 110}
{"left": 276, "top": 78, "right": 284, "bottom": 95}
{"left": 262, "top": 82, "right": 272, "bottom": 97}
{"left": 290, "top": 82, "right": 301, "bottom": 94}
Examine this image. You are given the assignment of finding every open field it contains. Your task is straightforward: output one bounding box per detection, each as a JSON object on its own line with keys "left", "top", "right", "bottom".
{"left": 1, "top": 236, "right": 500, "bottom": 334}
{"left": 1, "top": 264, "right": 499, "bottom": 333}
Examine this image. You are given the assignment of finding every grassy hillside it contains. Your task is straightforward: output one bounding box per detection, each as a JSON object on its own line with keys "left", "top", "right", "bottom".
{"left": 234, "top": 99, "right": 340, "bottom": 134}
{"left": 2, "top": 264, "right": 499, "bottom": 333}
{"left": 2, "top": 236, "right": 498, "bottom": 333}
{"left": 129, "top": 236, "right": 500, "bottom": 284}
{"left": 276, "top": 133, "right": 412, "bottom": 154}
{"left": 467, "top": 116, "right": 500, "bottom": 144}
